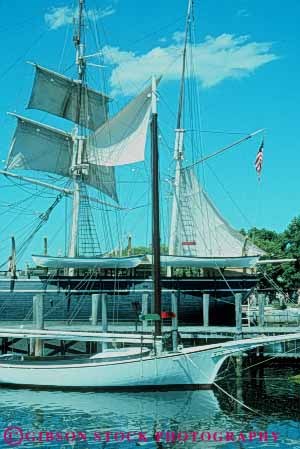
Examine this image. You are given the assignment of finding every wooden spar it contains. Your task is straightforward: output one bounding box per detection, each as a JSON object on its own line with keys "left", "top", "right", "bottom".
{"left": 151, "top": 76, "right": 162, "bottom": 337}
{"left": 258, "top": 258, "right": 297, "bottom": 264}
{"left": 0, "top": 170, "right": 73, "bottom": 195}
{"left": 184, "top": 128, "right": 265, "bottom": 170}
{"left": 0, "top": 170, "right": 122, "bottom": 210}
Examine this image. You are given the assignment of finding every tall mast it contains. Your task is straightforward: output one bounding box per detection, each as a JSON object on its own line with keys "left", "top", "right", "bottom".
{"left": 151, "top": 77, "right": 162, "bottom": 337}
{"left": 69, "top": 0, "right": 86, "bottom": 260}
{"left": 168, "top": 0, "right": 193, "bottom": 263}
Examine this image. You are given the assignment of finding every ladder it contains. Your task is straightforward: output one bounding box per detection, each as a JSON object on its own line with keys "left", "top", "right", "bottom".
{"left": 78, "top": 185, "right": 101, "bottom": 256}
{"left": 179, "top": 193, "right": 197, "bottom": 256}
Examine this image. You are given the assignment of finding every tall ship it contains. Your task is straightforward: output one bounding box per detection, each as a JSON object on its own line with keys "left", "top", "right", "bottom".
{"left": 0, "top": 0, "right": 265, "bottom": 327}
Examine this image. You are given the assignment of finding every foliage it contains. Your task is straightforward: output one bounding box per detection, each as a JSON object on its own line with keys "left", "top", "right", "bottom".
{"left": 246, "top": 216, "right": 300, "bottom": 290}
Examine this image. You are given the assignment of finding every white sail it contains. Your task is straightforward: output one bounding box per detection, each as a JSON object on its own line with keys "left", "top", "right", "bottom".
{"left": 6, "top": 114, "right": 118, "bottom": 202}
{"left": 6, "top": 114, "right": 73, "bottom": 174}
{"left": 170, "top": 167, "right": 265, "bottom": 258}
{"left": 86, "top": 84, "right": 152, "bottom": 166}
{"left": 28, "top": 64, "right": 109, "bottom": 130}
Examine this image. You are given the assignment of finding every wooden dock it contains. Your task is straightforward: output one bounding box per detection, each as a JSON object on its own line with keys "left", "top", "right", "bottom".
{"left": 0, "top": 292, "right": 299, "bottom": 358}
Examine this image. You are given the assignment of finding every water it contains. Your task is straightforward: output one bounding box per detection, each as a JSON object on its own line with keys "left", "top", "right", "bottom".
{"left": 0, "top": 364, "right": 299, "bottom": 449}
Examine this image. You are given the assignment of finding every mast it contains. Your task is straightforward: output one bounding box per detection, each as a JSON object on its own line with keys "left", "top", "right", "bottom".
{"left": 151, "top": 77, "right": 162, "bottom": 337}
{"left": 168, "top": 0, "right": 193, "bottom": 265}
{"left": 69, "top": 0, "right": 86, "bottom": 259}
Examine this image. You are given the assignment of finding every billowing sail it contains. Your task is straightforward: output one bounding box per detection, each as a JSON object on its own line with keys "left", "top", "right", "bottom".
{"left": 6, "top": 114, "right": 117, "bottom": 202}
{"left": 28, "top": 64, "right": 109, "bottom": 131}
{"left": 86, "top": 84, "right": 152, "bottom": 166}
{"left": 169, "top": 167, "right": 265, "bottom": 257}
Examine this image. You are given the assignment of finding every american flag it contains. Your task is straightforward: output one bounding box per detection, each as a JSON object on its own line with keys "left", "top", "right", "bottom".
{"left": 255, "top": 139, "right": 264, "bottom": 179}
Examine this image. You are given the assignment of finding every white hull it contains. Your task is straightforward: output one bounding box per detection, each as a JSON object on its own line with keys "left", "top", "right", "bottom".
{"left": 0, "top": 345, "right": 227, "bottom": 389}
{"left": 1, "top": 333, "right": 300, "bottom": 389}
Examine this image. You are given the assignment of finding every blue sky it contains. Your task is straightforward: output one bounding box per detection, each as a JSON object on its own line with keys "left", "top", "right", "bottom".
{"left": 0, "top": 0, "right": 299, "bottom": 264}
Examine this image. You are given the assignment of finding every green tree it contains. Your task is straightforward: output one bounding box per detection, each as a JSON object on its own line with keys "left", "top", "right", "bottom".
{"left": 246, "top": 217, "right": 300, "bottom": 291}
{"left": 280, "top": 217, "right": 300, "bottom": 289}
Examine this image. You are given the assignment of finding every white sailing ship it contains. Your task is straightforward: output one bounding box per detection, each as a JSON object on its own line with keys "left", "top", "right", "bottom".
{"left": 0, "top": 0, "right": 295, "bottom": 389}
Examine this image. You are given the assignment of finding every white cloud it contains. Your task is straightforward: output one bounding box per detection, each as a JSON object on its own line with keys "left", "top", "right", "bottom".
{"left": 172, "top": 31, "right": 185, "bottom": 43}
{"left": 237, "top": 9, "right": 250, "bottom": 17}
{"left": 102, "top": 33, "right": 278, "bottom": 96}
{"left": 45, "top": 5, "right": 115, "bottom": 30}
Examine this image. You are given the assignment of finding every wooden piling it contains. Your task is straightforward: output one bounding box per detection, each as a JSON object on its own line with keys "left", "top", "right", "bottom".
{"left": 34, "top": 293, "right": 44, "bottom": 356}
{"left": 171, "top": 292, "right": 178, "bottom": 351}
{"left": 91, "top": 294, "right": 100, "bottom": 353}
{"left": 102, "top": 293, "right": 108, "bottom": 351}
{"left": 235, "top": 293, "right": 242, "bottom": 334}
{"left": 91, "top": 294, "right": 100, "bottom": 326}
{"left": 258, "top": 293, "right": 265, "bottom": 327}
{"left": 142, "top": 293, "right": 148, "bottom": 333}
{"left": 30, "top": 295, "right": 37, "bottom": 355}
{"left": 203, "top": 293, "right": 210, "bottom": 327}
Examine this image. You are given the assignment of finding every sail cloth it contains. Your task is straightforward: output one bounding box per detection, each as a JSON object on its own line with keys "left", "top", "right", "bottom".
{"left": 6, "top": 114, "right": 118, "bottom": 202}
{"left": 6, "top": 79, "right": 153, "bottom": 201}
{"left": 170, "top": 168, "right": 265, "bottom": 258}
{"left": 6, "top": 115, "right": 72, "bottom": 175}
{"left": 86, "top": 84, "right": 152, "bottom": 166}
{"left": 28, "top": 64, "right": 109, "bottom": 131}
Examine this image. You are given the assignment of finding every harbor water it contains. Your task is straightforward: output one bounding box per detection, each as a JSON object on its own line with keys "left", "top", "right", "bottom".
{"left": 0, "top": 363, "right": 299, "bottom": 448}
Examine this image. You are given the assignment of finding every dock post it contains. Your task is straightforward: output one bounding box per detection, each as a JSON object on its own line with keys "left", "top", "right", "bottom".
{"left": 171, "top": 292, "right": 178, "bottom": 351}
{"left": 91, "top": 294, "right": 100, "bottom": 353}
{"left": 102, "top": 293, "right": 108, "bottom": 351}
{"left": 258, "top": 293, "right": 265, "bottom": 327}
{"left": 91, "top": 294, "right": 100, "bottom": 326}
{"left": 142, "top": 293, "right": 148, "bottom": 332}
{"left": 235, "top": 293, "right": 243, "bottom": 335}
{"left": 34, "top": 293, "right": 44, "bottom": 356}
{"left": 234, "top": 292, "right": 243, "bottom": 394}
{"left": 30, "top": 295, "right": 37, "bottom": 355}
{"left": 203, "top": 293, "right": 210, "bottom": 327}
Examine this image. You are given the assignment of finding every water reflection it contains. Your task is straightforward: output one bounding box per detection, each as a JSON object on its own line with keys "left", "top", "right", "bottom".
{"left": 0, "top": 365, "right": 299, "bottom": 449}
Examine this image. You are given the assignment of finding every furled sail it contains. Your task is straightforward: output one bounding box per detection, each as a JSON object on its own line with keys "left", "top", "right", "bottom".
{"left": 6, "top": 114, "right": 118, "bottom": 201}
{"left": 86, "top": 84, "right": 152, "bottom": 166}
{"left": 170, "top": 167, "right": 265, "bottom": 257}
{"left": 28, "top": 64, "right": 109, "bottom": 131}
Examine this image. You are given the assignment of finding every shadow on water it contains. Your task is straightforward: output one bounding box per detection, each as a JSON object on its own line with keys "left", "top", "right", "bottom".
{"left": 0, "top": 364, "right": 299, "bottom": 448}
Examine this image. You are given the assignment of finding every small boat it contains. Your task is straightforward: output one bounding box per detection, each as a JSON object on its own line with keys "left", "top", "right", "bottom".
{"left": 0, "top": 333, "right": 299, "bottom": 389}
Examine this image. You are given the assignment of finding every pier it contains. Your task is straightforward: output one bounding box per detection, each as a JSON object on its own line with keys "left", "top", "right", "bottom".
{"left": 0, "top": 291, "right": 299, "bottom": 358}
